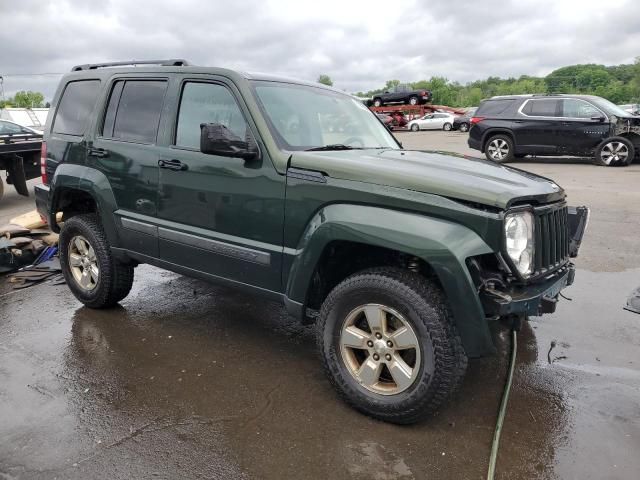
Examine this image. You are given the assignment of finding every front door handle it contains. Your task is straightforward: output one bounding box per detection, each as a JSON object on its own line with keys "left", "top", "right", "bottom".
{"left": 88, "top": 147, "right": 109, "bottom": 158}
{"left": 158, "top": 159, "right": 188, "bottom": 171}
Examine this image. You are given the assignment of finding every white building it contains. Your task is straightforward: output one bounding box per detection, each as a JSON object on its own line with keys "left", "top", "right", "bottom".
{"left": 0, "top": 108, "right": 49, "bottom": 130}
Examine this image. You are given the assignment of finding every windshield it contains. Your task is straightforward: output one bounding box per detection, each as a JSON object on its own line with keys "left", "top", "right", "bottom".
{"left": 588, "top": 96, "right": 631, "bottom": 117}
{"left": 252, "top": 81, "right": 400, "bottom": 151}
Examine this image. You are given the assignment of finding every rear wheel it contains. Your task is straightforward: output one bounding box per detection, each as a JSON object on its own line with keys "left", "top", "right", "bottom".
{"left": 410, "top": 123, "right": 420, "bottom": 132}
{"left": 373, "top": 98, "right": 383, "bottom": 107}
{"left": 443, "top": 123, "right": 452, "bottom": 131}
{"left": 485, "top": 134, "right": 515, "bottom": 163}
{"left": 318, "top": 268, "right": 467, "bottom": 424}
{"left": 59, "top": 214, "right": 134, "bottom": 308}
{"left": 594, "top": 137, "right": 634, "bottom": 166}
{"left": 459, "top": 123, "right": 469, "bottom": 132}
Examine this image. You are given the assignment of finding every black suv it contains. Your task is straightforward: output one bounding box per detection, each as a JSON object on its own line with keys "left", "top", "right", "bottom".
{"left": 468, "top": 94, "right": 640, "bottom": 166}
{"left": 371, "top": 84, "right": 432, "bottom": 107}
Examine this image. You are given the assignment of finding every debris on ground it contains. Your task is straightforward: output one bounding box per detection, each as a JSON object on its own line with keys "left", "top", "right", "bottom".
{"left": 0, "top": 209, "right": 60, "bottom": 276}
{"left": 624, "top": 286, "right": 640, "bottom": 314}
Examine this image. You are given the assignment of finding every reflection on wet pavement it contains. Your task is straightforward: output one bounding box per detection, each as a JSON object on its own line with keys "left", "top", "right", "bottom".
{"left": 1, "top": 265, "right": 639, "bottom": 479}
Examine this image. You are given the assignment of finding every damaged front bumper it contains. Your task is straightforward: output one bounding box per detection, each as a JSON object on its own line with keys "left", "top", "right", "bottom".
{"left": 479, "top": 205, "right": 588, "bottom": 318}
{"left": 480, "top": 264, "right": 575, "bottom": 317}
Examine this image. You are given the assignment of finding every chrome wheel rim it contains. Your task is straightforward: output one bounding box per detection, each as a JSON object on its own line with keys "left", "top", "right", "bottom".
{"left": 488, "top": 138, "right": 509, "bottom": 161}
{"left": 68, "top": 235, "right": 99, "bottom": 291}
{"left": 601, "top": 141, "right": 628, "bottom": 165}
{"left": 339, "top": 304, "right": 421, "bottom": 395}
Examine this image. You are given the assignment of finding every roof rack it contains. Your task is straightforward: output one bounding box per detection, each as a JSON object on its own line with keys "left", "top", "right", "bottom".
{"left": 71, "top": 59, "right": 191, "bottom": 71}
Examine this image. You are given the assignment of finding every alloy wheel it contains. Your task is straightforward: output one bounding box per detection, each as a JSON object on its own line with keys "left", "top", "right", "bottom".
{"left": 339, "top": 304, "right": 421, "bottom": 395}
{"left": 68, "top": 235, "right": 99, "bottom": 290}
{"left": 600, "top": 141, "right": 629, "bottom": 165}
{"left": 459, "top": 123, "right": 469, "bottom": 132}
{"left": 487, "top": 138, "right": 509, "bottom": 161}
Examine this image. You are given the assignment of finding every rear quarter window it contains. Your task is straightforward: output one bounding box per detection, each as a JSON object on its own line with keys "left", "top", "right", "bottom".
{"left": 52, "top": 80, "right": 101, "bottom": 136}
{"left": 476, "top": 99, "right": 516, "bottom": 116}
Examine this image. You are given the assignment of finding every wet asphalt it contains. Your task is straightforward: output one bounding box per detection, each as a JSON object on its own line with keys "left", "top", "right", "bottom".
{"left": 1, "top": 132, "right": 639, "bottom": 479}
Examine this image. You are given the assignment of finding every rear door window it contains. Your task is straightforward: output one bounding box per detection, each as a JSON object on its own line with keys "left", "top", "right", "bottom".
{"left": 103, "top": 80, "right": 167, "bottom": 143}
{"left": 52, "top": 80, "right": 101, "bottom": 136}
{"left": 476, "top": 99, "right": 515, "bottom": 116}
{"left": 522, "top": 99, "right": 560, "bottom": 117}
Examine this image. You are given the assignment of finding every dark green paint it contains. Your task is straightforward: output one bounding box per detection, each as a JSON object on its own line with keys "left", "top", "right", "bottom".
{"left": 40, "top": 65, "right": 569, "bottom": 357}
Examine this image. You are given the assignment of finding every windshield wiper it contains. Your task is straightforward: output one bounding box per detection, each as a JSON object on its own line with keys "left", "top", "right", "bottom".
{"left": 306, "top": 144, "right": 357, "bottom": 151}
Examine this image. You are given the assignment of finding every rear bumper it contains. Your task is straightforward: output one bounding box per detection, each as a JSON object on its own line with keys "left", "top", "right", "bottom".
{"left": 480, "top": 264, "right": 575, "bottom": 317}
{"left": 467, "top": 136, "right": 481, "bottom": 151}
{"left": 34, "top": 183, "right": 52, "bottom": 227}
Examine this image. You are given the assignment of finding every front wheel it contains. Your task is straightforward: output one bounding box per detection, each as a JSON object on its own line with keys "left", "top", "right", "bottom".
{"left": 459, "top": 123, "right": 469, "bottom": 133}
{"left": 443, "top": 123, "right": 452, "bottom": 131}
{"left": 594, "top": 137, "right": 634, "bottom": 166}
{"left": 59, "top": 214, "right": 134, "bottom": 308}
{"left": 373, "top": 98, "right": 383, "bottom": 107}
{"left": 318, "top": 268, "right": 468, "bottom": 424}
{"left": 408, "top": 96, "right": 419, "bottom": 106}
{"left": 485, "top": 134, "right": 515, "bottom": 163}
{"left": 410, "top": 123, "right": 420, "bottom": 132}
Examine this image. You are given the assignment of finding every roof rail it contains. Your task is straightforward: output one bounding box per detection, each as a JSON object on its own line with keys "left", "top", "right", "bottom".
{"left": 71, "top": 59, "right": 191, "bottom": 71}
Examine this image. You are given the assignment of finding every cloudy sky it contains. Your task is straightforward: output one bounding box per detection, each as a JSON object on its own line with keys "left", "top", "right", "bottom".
{"left": 1, "top": 0, "right": 639, "bottom": 100}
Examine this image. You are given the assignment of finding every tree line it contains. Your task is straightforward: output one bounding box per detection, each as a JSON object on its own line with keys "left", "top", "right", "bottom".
{"left": 0, "top": 91, "right": 47, "bottom": 109}
{"left": 332, "top": 59, "right": 640, "bottom": 107}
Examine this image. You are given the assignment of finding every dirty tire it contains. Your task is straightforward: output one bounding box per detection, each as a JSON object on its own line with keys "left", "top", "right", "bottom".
{"left": 485, "top": 134, "right": 515, "bottom": 163}
{"left": 593, "top": 137, "right": 634, "bottom": 167}
{"left": 59, "top": 214, "right": 134, "bottom": 308}
{"left": 443, "top": 122, "right": 452, "bottom": 131}
{"left": 373, "top": 98, "right": 383, "bottom": 107}
{"left": 318, "top": 267, "right": 468, "bottom": 424}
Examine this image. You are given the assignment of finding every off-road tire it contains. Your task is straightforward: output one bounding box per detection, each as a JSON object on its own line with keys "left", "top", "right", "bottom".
{"left": 593, "top": 137, "right": 635, "bottom": 167}
{"left": 443, "top": 122, "right": 452, "bottom": 131}
{"left": 373, "top": 98, "right": 383, "bottom": 107}
{"left": 485, "top": 134, "right": 515, "bottom": 163}
{"left": 59, "top": 213, "right": 134, "bottom": 308}
{"left": 317, "top": 267, "right": 468, "bottom": 424}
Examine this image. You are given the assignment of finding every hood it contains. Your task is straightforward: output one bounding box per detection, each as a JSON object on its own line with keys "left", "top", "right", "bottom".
{"left": 290, "top": 149, "right": 565, "bottom": 209}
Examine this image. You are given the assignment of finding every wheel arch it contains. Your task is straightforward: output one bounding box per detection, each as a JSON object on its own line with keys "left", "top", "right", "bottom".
{"left": 481, "top": 129, "right": 515, "bottom": 153}
{"left": 285, "top": 204, "right": 496, "bottom": 357}
{"left": 49, "top": 163, "right": 120, "bottom": 245}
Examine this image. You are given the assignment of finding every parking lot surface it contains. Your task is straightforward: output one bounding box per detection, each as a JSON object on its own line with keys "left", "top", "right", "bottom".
{"left": 1, "top": 131, "right": 639, "bottom": 479}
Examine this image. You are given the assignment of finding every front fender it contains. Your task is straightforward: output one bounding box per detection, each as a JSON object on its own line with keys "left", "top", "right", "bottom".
{"left": 49, "top": 163, "right": 120, "bottom": 245}
{"left": 286, "top": 204, "right": 496, "bottom": 357}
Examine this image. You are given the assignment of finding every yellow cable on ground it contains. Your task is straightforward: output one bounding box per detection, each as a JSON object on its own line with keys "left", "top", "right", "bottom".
{"left": 487, "top": 328, "right": 518, "bottom": 480}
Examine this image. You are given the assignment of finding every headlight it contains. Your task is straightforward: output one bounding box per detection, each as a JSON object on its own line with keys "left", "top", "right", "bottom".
{"left": 504, "top": 211, "right": 534, "bottom": 277}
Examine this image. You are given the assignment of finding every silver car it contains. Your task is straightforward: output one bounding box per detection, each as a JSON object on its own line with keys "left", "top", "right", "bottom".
{"left": 407, "top": 112, "right": 456, "bottom": 132}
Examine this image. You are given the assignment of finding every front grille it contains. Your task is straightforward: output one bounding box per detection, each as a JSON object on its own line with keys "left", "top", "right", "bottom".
{"left": 533, "top": 204, "right": 569, "bottom": 276}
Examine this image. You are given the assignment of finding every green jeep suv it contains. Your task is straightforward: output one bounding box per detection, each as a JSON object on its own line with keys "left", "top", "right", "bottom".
{"left": 35, "top": 60, "right": 587, "bottom": 424}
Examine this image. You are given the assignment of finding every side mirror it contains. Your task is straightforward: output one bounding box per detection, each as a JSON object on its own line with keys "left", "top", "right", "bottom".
{"left": 200, "top": 123, "right": 259, "bottom": 160}
{"left": 591, "top": 115, "right": 605, "bottom": 122}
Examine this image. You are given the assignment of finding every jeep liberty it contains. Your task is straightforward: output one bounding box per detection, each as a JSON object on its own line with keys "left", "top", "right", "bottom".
{"left": 35, "top": 60, "right": 587, "bottom": 424}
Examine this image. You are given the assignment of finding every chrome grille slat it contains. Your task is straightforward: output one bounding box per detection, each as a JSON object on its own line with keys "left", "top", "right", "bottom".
{"left": 534, "top": 204, "right": 569, "bottom": 276}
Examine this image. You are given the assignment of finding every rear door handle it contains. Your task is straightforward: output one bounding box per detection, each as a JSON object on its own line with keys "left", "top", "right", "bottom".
{"left": 88, "top": 147, "right": 109, "bottom": 158}
{"left": 158, "top": 159, "right": 188, "bottom": 171}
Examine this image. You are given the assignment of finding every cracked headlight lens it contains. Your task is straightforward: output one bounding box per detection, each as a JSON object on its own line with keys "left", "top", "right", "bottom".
{"left": 504, "top": 211, "right": 534, "bottom": 277}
